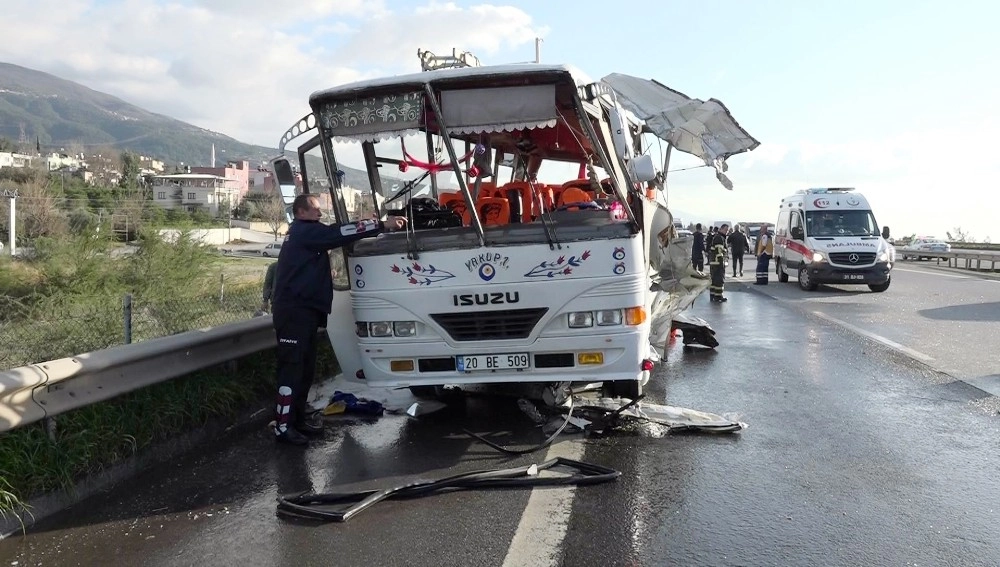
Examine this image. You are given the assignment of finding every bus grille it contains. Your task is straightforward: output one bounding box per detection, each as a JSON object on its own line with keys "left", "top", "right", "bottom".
{"left": 430, "top": 308, "right": 548, "bottom": 341}
{"left": 829, "top": 252, "right": 876, "bottom": 265}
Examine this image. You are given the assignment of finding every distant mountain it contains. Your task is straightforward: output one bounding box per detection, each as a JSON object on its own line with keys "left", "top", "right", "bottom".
{"left": 0, "top": 61, "right": 382, "bottom": 192}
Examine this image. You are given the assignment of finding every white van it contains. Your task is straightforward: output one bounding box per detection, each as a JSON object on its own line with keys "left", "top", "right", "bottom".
{"left": 774, "top": 188, "right": 893, "bottom": 292}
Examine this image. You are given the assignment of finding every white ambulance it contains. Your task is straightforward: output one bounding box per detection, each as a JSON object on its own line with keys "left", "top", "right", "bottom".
{"left": 773, "top": 188, "right": 893, "bottom": 292}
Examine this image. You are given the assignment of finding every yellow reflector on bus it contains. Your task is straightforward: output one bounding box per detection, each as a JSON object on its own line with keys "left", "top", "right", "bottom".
{"left": 625, "top": 306, "right": 647, "bottom": 326}
{"left": 577, "top": 352, "right": 604, "bottom": 365}
{"left": 390, "top": 360, "right": 414, "bottom": 372}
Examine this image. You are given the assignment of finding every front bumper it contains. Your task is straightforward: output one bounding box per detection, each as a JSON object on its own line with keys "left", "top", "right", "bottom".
{"left": 802, "top": 262, "right": 891, "bottom": 284}
{"left": 358, "top": 333, "right": 648, "bottom": 388}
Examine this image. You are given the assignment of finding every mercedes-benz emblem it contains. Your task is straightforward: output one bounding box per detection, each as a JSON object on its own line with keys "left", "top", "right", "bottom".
{"left": 849, "top": 253, "right": 859, "bottom": 263}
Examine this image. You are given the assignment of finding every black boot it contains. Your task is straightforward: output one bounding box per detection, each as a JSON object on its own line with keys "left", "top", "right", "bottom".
{"left": 274, "top": 425, "right": 309, "bottom": 446}
{"left": 294, "top": 411, "right": 325, "bottom": 436}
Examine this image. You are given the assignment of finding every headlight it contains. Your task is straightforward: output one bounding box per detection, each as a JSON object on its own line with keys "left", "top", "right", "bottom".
{"left": 878, "top": 250, "right": 890, "bottom": 262}
{"left": 369, "top": 321, "right": 393, "bottom": 337}
{"left": 596, "top": 309, "right": 623, "bottom": 326}
{"left": 568, "top": 312, "right": 594, "bottom": 328}
{"left": 393, "top": 321, "right": 416, "bottom": 337}
{"left": 811, "top": 251, "right": 826, "bottom": 263}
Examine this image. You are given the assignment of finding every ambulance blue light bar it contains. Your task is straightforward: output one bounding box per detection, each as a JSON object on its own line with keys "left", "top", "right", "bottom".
{"left": 804, "top": 187, "right": 855, "bottom": 194}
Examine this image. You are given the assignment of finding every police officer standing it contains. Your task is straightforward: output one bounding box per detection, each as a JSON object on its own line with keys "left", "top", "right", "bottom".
{"left": 271, "top": 194, "right": 406, "bottom": 445}
{"left": 709, "top": 224, "right": 729, "bottom": 302}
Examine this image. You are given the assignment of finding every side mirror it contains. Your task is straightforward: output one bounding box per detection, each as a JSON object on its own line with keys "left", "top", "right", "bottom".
{"left": 272, "top": 157, "right": 298, "bottom": 223}
{"left": 882, "top": 226, "right": 890, "bottom": 239}
{"left": 791, "top": 226, "right": 804, "bottom": 240}
{"left": 628, "top": 154, "right": 657, "bottom": 183}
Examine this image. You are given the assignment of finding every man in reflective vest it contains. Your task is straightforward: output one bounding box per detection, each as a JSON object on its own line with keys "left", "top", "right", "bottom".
{"left": 755, "top": 226, "right": 774, "bottom": 285}
{"left": 709, "top": 224, "right": 729, "bottom": 302}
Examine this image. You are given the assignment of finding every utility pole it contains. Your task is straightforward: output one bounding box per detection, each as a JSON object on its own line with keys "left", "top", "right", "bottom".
{"left": 2, "top": 187, "right": 17, "bottom": 256}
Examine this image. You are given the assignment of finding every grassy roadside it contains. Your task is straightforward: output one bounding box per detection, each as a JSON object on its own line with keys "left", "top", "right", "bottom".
{"left": 0, "top": 338, "right": 339, "bottom": 527}
{"left": 0, "top": 231, "right": 323, "bottom": 526}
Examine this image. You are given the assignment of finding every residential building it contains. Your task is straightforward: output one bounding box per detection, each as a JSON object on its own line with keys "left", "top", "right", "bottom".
{"left": 0, "top": 152, "right": 34, "bottom": 168}
{"left": 247, "top": 166, "right": 335, "bottom": 212}
{"left": 191, "top": 160, "right": 251, "bottom": 202}
{"left": 139, "top": 155, "right": 165, "bottom": 174}
{"left": 151, "top": 173, "right": 240, "bottom": 216}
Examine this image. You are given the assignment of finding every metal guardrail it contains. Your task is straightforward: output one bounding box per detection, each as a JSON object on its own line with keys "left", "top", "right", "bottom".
{"left": 900, "top": 250, "right": 1000, "bottom": 271}
{"left": 0, "top": 316, "right": 275, "bottom": 434}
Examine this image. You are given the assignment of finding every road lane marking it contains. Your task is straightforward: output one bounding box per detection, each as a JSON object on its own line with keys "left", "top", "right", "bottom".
{"left": 502, "top": 440, "right": 585, "bottom": 567}
{"left": 810, "top": 311, "right": 935, "bottom": 363}
{"left": 892, "top": 267, "right": 971, "bottom": 279}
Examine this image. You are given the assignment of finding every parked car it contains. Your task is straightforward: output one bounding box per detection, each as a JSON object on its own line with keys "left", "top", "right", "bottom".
{"left": 900, "top": 237, "right": 951, "bottom": 260}
{"left": 260, "top": 242, "right": 283, "bottom": 257}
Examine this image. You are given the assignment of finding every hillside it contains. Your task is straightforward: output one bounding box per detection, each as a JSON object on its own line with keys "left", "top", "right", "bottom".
{"left": 0, "top": 62, "right": 382, "bottom": 192}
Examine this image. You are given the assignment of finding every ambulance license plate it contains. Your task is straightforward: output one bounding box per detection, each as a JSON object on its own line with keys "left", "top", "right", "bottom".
{"left": 457, "top": 353, "right": 530, "bottom": 372}
{"left": 843, "top": 274, "right": 865, "bottom": 280}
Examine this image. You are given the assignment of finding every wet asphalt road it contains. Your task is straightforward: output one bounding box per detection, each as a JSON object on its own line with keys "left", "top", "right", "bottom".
{"left": 2, "top": 268, "right": 1000, "bottom": 566}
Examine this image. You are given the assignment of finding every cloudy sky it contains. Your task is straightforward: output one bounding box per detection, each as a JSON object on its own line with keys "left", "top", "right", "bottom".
{"left": 1, "top": 0, "right": 997, "bottom": 241}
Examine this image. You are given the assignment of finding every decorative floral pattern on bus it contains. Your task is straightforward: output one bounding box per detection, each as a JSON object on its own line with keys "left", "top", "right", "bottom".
{"left": 524, "top": 250, "right": 591, "bottom": 278}
{"left": 318, "top": 92, "right": 422, "bottom": 140}
{"left": 391, "top": 262, "right": 456, "bottom": 286}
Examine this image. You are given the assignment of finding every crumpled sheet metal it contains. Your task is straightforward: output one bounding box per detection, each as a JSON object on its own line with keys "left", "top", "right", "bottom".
{"left": 572, "top": 396, "right": 746, "bottom": 434}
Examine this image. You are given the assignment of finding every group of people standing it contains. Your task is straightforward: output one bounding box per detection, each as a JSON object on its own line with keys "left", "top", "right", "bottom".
{"left": 690, "top": 222, "right": 774, "bottom": 303}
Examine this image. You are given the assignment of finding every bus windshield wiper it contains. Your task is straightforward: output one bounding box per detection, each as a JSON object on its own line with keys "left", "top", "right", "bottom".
{"left": 531, "top": 180, "right": 561, "bottom": 250}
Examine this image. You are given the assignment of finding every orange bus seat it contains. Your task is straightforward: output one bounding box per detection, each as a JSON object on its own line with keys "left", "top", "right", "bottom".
{"left": 440, "top": 192, "right": 469, "bottom": 225}
{"left": 534, "top": 185, "right": 555, "bottom": 217}
{"left": 500, "top": 181, "right": 533, "bottom": 222}
{"left": 546, "top": 185, "right": 564, "bottom": 212}
{"left": 463, "top": 196, "right": 510, "bottom": 226}
{"left": 558, "top": 187, "right": 596, "bottom": 208}
{"left": 438, "top": 191, "right": 460, "bottom": 207}
{"left": 471, "top": 180, "right": 497, "bottom": 199}
{"left": 561, "top": 178, "right": 595, "bottom": 191}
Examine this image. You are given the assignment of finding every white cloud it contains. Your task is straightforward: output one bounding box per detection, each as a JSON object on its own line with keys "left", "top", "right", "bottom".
{"left": 335, "top": 2, "right": 547, "bottom": 71}
{"left": 664, "top": 120, "right": 1000, "bottom": 242}
{"left": 0, "top": 0, "right": 541, "bottom": 148}
{"left": 739, "top": 142, "right": 788, "bottom": 168}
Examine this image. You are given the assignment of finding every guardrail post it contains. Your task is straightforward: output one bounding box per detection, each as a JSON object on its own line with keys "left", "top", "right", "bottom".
{"left": 219, "top": 273, "right": 225, "bottom": 304}
{"left": 44, "top": 416, "right": 56, "bottom": 441}
{"left": 123, "top": 293, "right": 133, "bottom": 344}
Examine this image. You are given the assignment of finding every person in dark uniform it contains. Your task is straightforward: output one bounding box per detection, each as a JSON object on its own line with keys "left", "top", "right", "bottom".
{"left": 271, "top": 194, "right": 406, "bottom": 446}
{"left": 259, "top": 261, "right": 278, "bottom": 314}
{"left": 709, "top": 224, "right": 729, "bottom": 302}
{"left": 705, "top": 226, "right": 716, "bottom": 264}
{"left": 691, "top": 223, "right": 706, "bottom": 273}
{"left": 755, "top": 225, "right": 773, "bottom": 285}
{"left": 728, "top": 224, "right": 749, "bottom": 277}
